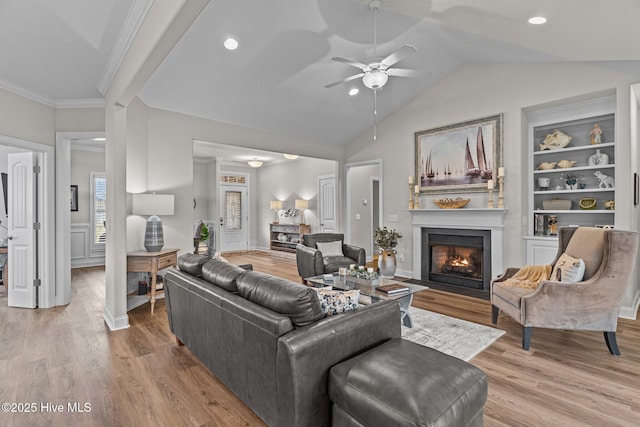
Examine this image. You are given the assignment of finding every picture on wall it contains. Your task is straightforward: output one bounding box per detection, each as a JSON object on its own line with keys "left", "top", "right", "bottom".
{"left": 415, "top": 114, "right": 503, "bottom": 194}
{"left": 70, "top": 185, "right": 78, "bottom": 212}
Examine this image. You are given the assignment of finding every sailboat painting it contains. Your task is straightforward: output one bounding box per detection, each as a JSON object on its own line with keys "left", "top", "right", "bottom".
{"left": 415, "top": 114, "right": 503, "bottom": 194}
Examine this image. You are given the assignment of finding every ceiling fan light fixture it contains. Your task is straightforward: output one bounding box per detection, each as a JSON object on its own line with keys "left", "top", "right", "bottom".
{"left": 247, "top": 158, "right": 263, "bottom": 167}
{"left": 362, "top": 70, "right": 388, "bottom": 89}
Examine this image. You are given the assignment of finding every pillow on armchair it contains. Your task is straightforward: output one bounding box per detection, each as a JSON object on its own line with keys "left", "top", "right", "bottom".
{"left": 316, "top": 240, "right": 344, "bottom": 257}
{"left": 551, "top": 253, "right": 586, "bottom": 282}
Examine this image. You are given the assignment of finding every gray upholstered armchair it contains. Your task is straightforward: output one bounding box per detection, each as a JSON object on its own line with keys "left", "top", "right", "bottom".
{"left": 491, "top": 226, "right": 638, "bottom": 354}
{"left": 296, "top": 233, "right": 366, "bottom": 283}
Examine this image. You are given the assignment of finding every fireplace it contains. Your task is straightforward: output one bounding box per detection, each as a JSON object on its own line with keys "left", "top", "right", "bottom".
{"left": 421, "top": 228, "right": 491, "bottom": 295}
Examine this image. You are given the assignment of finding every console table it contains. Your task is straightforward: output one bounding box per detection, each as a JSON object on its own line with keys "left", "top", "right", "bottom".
{"left": 127, "top": 248, "right": 178, "bottom": 314}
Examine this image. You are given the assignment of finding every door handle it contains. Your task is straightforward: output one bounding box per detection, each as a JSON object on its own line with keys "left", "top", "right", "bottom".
{"left": 7, "top": 236, "right": 13, "bottom": 240}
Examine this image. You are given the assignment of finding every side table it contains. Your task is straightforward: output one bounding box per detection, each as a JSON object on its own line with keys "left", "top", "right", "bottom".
{"left": 127, "top": 248, "right": 179, "bottom": 314}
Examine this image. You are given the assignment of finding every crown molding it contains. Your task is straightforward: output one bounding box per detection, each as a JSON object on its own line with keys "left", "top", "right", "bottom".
{"left": 0, "top": 78, "right": 55, "bottom": 107}
{"left": 97, "top": 0, "right": 154, "bottom": 96}
{"left": 56, "top": 98, "right": 105, "bottom": 109}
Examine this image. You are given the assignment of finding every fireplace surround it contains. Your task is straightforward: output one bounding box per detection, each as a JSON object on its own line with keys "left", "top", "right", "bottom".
{"left": 410, "top": 208, "right": 507, "bottom": 298}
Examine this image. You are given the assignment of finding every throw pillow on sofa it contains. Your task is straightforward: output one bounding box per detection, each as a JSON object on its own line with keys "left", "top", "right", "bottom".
{"left": 313, "top": 288, "right": 360, "bottom": 317}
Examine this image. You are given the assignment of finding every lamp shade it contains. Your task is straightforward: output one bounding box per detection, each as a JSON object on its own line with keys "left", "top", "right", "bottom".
{"left": 295, "top": 199, "right": 308, "bottom": 209}
{"left": 270, "top": 200, "right": 283, "bottom": 210}
{"left": 132, "top": 193, "right": 174, "bottom": 216}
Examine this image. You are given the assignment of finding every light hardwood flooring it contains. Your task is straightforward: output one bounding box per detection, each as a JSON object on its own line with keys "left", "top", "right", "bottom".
{"left": 1, "top": 251, "right": 639, "bottom": 426}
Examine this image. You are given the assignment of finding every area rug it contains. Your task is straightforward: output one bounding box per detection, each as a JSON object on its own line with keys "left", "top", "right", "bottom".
{"left": 401, "top": 307, "right": 505, "bottom": 361}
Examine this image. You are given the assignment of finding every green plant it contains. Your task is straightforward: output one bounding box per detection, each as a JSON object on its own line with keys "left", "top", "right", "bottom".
{"left": 374, "top": 226, "right": 402, "bottom": 250}
{"left": 199, "top": 222, "right": 209, "bottom": 240}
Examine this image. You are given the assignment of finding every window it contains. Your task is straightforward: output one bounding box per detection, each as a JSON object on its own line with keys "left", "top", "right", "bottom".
{"left": 91, "top": 172, "right": 106, "bottom": 247}
{"left": 224, "top": 190, "right": 242, "bottom": 230}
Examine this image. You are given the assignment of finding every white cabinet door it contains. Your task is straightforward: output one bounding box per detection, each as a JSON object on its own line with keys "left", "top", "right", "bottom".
{"left": 524, "top": 237, "right": 559, "bottom": 265}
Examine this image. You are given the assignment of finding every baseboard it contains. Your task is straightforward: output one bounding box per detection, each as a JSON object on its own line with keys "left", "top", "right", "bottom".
{"left": 619, "top": 289, "right": 640, "bottom": 320}
{"left": 103, "top": 306, "right": 129, "bottom": 331}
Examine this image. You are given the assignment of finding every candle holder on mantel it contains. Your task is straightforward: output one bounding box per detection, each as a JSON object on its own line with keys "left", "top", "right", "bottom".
{"left": 408, "top": 184, "right": 415, "bottom": 209}
{"left": 497, "top": 176, "right": 505, "bottom": 208}
{"left": 414, "top": 189, "right": 420, "bottom": 209}
{"left": 488, "top": 188, "right": 494, "bottom": 208}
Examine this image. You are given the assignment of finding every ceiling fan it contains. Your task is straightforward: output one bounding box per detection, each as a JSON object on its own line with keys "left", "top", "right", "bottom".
{"left": 325, "top": 1, "right": 423, "bottom": 140}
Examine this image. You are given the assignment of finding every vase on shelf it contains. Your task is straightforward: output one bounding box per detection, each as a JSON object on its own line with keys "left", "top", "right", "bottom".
{"left": 588, "top": 149, "right": 609, "bottom": 166}
{"left": 378, "top": 249, "right": 397, "bottom": 279}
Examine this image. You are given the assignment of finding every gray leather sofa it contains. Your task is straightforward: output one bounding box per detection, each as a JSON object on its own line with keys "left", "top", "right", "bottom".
{"left": 164, "top": 254, "right": 401, "bottom": 427}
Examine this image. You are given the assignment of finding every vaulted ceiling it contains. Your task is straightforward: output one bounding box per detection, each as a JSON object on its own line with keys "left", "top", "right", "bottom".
{"left": 2, "top": 0, "right": 640, "bottom": 149}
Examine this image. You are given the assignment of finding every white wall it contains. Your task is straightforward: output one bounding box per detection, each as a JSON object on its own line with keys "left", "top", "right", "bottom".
{"left": 345, "top": 61, "right": 638, "bottom": 311}
{"left": 347, "top": 163, "right": 380, "bottom": 254}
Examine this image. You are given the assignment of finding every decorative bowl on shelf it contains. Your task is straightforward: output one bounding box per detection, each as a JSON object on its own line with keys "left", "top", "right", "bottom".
{"left": 542, "top": 199, "right": 572, "bottom": 210}
{"left": 539, "top": 129, "right": 572, "bottom": 150}
{"left": 579, "top": 198, "right": 597, "bottom": 210}
{"left": 433, "top": 197, "right": 471, "bottom": 209}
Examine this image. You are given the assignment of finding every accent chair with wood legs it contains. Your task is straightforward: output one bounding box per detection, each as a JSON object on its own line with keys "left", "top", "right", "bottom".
{"left": 491, "top": 226, "right": 638, "bottom": 354}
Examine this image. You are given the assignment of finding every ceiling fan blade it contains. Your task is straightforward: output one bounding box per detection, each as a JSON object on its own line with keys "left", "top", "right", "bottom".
{"left": 324, "top": 73, "right": 365, "bottom": 88}
{"left": 380, "top": 45, "right": 417, "bottom": 68}
{"left": 330, "top": 57, "right": 368, "bottom": 70}
{"left": 387, "top": 68, "right": 429, "bottom": 78}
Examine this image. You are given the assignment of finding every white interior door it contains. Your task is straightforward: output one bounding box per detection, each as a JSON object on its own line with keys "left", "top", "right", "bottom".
{"left": 218, "top": 184, "right": 248, "bottom": 252}
{"left": 318, "top": 175, "right": 336, "bottom": 232}
{"left": 8, "top": 152, "right": 37, "bottom": 308}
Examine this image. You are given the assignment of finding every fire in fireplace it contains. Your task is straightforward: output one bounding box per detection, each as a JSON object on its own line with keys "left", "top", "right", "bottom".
{"left": 421, "top": 228, "right": 491, "bottom": 294}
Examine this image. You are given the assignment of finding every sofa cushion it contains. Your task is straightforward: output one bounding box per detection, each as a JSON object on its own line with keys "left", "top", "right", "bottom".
{"left": 201, "top": 259, "right": 247, "bottom": 292}
{"left": 313, "top": 288, "right": 360, "bottom": 317}
{"left": 316, "top": 240, "right": 344, "bottom": 257}
{"left": 564, "top": 227, "right": 605, "bottom": 279}
{"left": 178, "top": 253, "right": 209, "bottom": 277}
{"left": 237, "top": 271, "right": 323, "bottom": 326}
{"left": 551, "top": 253, "right": 586, "bottom": 282}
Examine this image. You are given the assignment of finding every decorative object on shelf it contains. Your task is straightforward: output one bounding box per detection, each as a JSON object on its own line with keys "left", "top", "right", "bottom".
{"left": 589, "top": 124, "right": 602, "bottom": 144}
{"left": 561, "top": 171, "right": 581, "bottom": 190}
{"left": 415, "top": 113, "right": 503, "bottom": 194}
{"left": 277, "top": 233, "right": 288, "bottom": 242}
{"left": 578, "top": 197, "right": 597, "bottom": 210}
{"left": 132, "top": 193, "right": 175, "bottom": 252}
{"left": 594, "top": 170, "right": 615, "bottom": 188}
{"left": 281, "top": 207, "right": 299, "bottom": 223}
{"left": 604, "top": 200, "right": 615, "bottom": 210}
{"left": 547, "top": 215, "right": 558, "bottom": 235}
{"left": 557, "top": 160, "right": 576, "bottom": 169}
{"left": 542, "top": 199, "right": 572, "bottom": 210}
{"left": 295, "top": 199, "right": 309, "bottom": 224}
{"left": 540, "top": 129, "right": 572, "bottom": 150}
{"left": 270, "top": 200, "right": 283, "bottom": 223}
{"left": 538, "top": 177, "right": 550, "bottom": 190}
{"left": 534, "top": 214, "right": 546, "bottom": 236}
{"left": 537, "top": 162, "right": 557, "bottom": 170}
{"left": 487, "top": 179, "right": 494, "bottom": 208}
{"left": 375, "top": 226, "right": 402, "bottom": 279}
{"left": 497, "top": 167, "right": 505, "bottom": 208}
{"left": 588, "top": 149, "right": 609, "bottom": 166}
{"left": 432, "top": 197, "right": 470, "bottom": 209}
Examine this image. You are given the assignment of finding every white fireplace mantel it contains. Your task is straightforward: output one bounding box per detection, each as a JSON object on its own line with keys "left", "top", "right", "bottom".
{"left": 408, "top": 209, "right": 508, "bottom": 281}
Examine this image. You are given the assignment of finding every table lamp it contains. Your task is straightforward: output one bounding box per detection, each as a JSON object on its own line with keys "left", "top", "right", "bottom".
{"left": 132, "top": 193, "right": 175, "bottom": 251}
{"left": 270, "top": 200, "right": 283, "bottom": 223}
{"left": 295, "top": 199, "right": 308, "bottom": 224}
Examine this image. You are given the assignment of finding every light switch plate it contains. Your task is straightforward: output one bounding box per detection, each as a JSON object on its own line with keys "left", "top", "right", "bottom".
{"left": 388, "top": 214, "right": 399, "bottom": 222}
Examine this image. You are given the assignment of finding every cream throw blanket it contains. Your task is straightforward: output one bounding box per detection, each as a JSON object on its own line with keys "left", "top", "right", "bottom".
{"left": 501, "top": 265, "right": 552, "bottom": 290}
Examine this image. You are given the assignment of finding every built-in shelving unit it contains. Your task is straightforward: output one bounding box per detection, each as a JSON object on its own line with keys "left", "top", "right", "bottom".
{"left": 525, "top": 95, "right": 617, "bottom": 264}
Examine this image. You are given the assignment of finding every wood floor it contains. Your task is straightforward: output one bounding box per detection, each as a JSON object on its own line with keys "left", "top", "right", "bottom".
{"left": 1, "top": 250, "right": 639, "bottom": 426}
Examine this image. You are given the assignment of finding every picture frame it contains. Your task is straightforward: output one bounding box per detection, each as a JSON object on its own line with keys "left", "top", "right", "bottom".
{"left": 70, "top": 185, "right": 78, "bottom": 212}
{"left": 415, "top": 114, "right": 503, "bottom": 194}
{"left": 634, "top": 173, "right": 639, "bottom": 206}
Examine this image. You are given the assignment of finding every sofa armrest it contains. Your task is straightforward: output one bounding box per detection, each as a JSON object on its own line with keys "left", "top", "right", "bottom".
{"left": 276, "top": 300, "right": 401, "bottom": 427}
{"left": 343, "top": 244, "right": 366, "bottom": 265}
{"left": 296, "top": 244, "right": 323, "bottom": 279}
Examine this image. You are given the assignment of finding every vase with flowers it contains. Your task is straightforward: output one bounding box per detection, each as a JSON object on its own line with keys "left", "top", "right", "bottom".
{"left": 375, "top": 226, "right": 402, "bottom": 278}
{"left": 561, "top": 171, "right": 581, "bottom": 190}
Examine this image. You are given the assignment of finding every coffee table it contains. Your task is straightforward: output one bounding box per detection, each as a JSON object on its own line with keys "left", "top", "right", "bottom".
{"left": 306, "top": 273, "right": 428, "bottom": 328}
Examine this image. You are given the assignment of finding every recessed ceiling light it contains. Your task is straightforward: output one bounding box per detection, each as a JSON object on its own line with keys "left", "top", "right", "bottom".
{"left": 528, "top": 16, "right": 547, "bottom": 25}
{"left": 224, "top": 37, "right": 239, "bottom": 50}
{"left": 348, "top": 88, "right": 359, "bottom": 96}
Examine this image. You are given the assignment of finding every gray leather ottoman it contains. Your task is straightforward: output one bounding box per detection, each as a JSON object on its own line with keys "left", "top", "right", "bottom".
{"left": 329, "top": 338, "right": 488, "bottom": 427}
